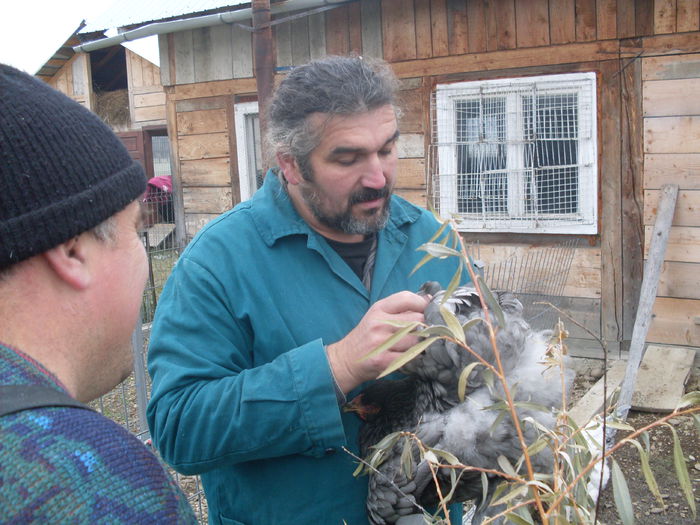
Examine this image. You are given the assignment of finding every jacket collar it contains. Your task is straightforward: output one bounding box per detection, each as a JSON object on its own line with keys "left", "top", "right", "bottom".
{"left": 250, "top": 169, "right": 421, "bottom": 247}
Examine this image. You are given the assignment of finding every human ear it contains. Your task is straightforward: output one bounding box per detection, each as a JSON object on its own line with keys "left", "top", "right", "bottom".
{"left": 42, "top": 235, "right": 92, "bottom": 290}
{"left": 276, "top": 153, "right": 302, "bottom": 185}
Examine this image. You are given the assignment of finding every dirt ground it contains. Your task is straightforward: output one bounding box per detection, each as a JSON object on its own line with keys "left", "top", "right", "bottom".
{"left": 571, "top": 359, "right": 700, "bottom": 525}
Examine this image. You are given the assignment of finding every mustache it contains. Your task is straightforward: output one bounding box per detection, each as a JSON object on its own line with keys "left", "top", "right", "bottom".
{"left": 349, "top": 186, "right": 390, "bottom": 205}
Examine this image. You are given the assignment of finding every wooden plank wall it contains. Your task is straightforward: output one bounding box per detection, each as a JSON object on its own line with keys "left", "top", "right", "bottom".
{"left": 125, "top": 50, "right": 167, "bottom": 127}
{"left": 47, "top": 53, "right": 93, "bottom": 110}
{"left": 642, "top": 53, "right": 700, "bottom": 347}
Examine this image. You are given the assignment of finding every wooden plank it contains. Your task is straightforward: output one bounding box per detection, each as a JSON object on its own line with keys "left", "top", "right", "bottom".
{"left": 192, "top": 27, "right": 214, "bottom": 83}
{"left": 348, "top": 1, "right": 363, "bottom": 55}
{"left": 485, "top": 0, "right": 500, "bottom": 51}
{"left": 134, "top": 92, "right": 166, "bottom": 108}
{"left": 677, "top": 0, "right": 700, "bottom": 32}
{"left": 632, "top": 345, "right": 696, "bottom": 412}
{"left": 175, "top": 97, "right": 226, "bottom": 113}
{"left": 616, "top": 184, "right": 678, "bottom": 420}
{"left": 232, "top": 24, "right": 253, "bottom": 78}
{"left": 291, "top": 14, "right": 311, "bottom": 65}
{"left": 361, "top": 0, "right": 383, "bottom": 58}
{"left": 644, "top": 225, "right": 700, "bottom": 263}
{"left": 275, "top": 14, "right": 295, "bottom": 69}
{"left": 178, "top": 133, "right": 230, "bottom": 160}
{"left": 170, "top": 77, "right": 258, "bottom": 100}
{"left": 382, "top": 0, "right": 417, "bottom": 61}
{"left": 549, "top": 0, "right": 575, "bottom": 44}
{"left": 620, "top": 58, "right": 645, "bottom": 344}
{"left": 648, "top": 297, "right": 700, "bottom": 346}
{"left": 622, "top": 32, "right": 700, "bottom": 55}
{"left": 180, "top": 157, "right": 232, "bottom": 186}
{"left": 185, "top": 213, "right": 220, "bottom": 237}
{"left": 177, "top": 109, "right": 228, "bottom": 136}
{"left": 397, "top": 89, "right": 423, "bottom": 133}
{"left": 429, "top": 0, "right": 449, "bottom": 57}
{"left": 466, "top": 0, "right": 486, "bottom": 53}
{"left": 173, "top": 30, "right": 195, "bottom": 85}
{"left": 635, "top": 0, "right": 655, "bottom": 36}
{"left": 130, "top": 50, "right": 144, "bottom": 88}
{"left": 394, "top": 188, "right": 427, "bottom": 207}
{"left": 569, "top": 360, "right": 627, "bottom": 426}
{"left": 183, "top": 187, "right": 233, "bottom": 214}
{"left": 397, "top": 133, "right": 425, "bottom": 159}
{"left": 642, "top": 54, "right": 700, "bottom": 81}
{"left": 644, "top": 116, "right": 700, "bottom": 153}
{"left": 643, "top": 78, "right": 700, "bottom": 116}
{"left": 515, "top": 0, "right": 549, "bottom": 48}
{"left": 494, "top": 0, "right": 516, "bottom": 50}
{"left": 158, "top": 34, "right": 171, "bottom": 86}
{"left": 414, "top": 0, "right": 433, "bottom": 59}
{"left": 208, "top": 25, "right": 234, "bottom": 81}
{"left": 596, "top": 0, "right": 617, "bottom": 40}
{"left": 644, "top": 153, "right": 700, "bottom": 189}
{"left": 600, "top": 60, "right": 624, "bottom": 349}
{"left": 653, "top": 0, "right": 677, "bottom": 34}
{"left": 308, "top": 12, "right": 327, "bottom": 60}
{"left": 574, "top": 0, "right": 596, "bottom": 41}
{"left": 446, "top": 0, "right": 468, "bottom": 55}
{"left": 133, "top": 106, "right": 167, "bottom": 123}
{"left": 616, "top": 0, "right": 637, "bottom": 38}
{"left": 390, "top": 40, "right": 620, "bottom": 78}
{"left": 644, "top": 189, "right": 700, "bottom": 226}
{"left": 657, "top": 261, "right": 700, "bottom": 299}
{"left": 396, "top": 158, "right": 426, "bottom": 189}
{"left": 325, "top": 4, "right": 350, "bottom": 55}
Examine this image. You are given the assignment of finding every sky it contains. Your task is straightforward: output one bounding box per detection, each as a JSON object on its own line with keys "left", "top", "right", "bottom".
{"left": 0, "top": 0, "right": 116, "bottom": 74}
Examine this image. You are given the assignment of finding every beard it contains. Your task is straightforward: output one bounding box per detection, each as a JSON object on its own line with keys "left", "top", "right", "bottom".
{"left": 298, "top": 164, "right": 392, "bottom": 236}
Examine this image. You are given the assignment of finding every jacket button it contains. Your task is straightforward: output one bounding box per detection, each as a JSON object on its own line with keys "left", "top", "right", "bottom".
{"left": 324, "top": 448, "right": 336, "bottom": 456}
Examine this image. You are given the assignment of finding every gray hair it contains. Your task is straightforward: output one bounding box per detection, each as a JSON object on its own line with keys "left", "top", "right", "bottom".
{"left": 265, "top": 55, "right": 400, "bottom": 170}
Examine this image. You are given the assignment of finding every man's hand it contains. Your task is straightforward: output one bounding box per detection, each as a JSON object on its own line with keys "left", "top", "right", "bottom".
{"left": 326, "top": 291, "right": 431, "bottom": 394}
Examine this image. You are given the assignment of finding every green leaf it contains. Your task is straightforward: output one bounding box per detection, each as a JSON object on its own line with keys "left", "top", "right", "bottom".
{"left": 431, "top": 447, "right": 460, "bottom": 465}
{"left": 628, "top": 439, "right": 664, "bottom": 508}
{"left": 491, "top": 484, "right": 527, "bottom": 506}
{"left": 670, "top": 425, "right": 696, "bottom": 518}
{"left": 611, "top": 458, "right": 635, "bottom": 525}
{"left": 497, "top": 455, "right": 517, "bottom": 477}
{"left": 370, "top": 431, "right": 402, "bottom": 453}
{"left": 377, "top": 337, "right": 441, "bottom": 378}
{"left": 443, "top": 262, "right": 463, "bottom": 303}
{"left": 526, "top": 436, "right": 550, "bottom": 458}
{"left": 676, "top": 390, "right": 700, "bottom": 410}
{"left": 462, "top": 317, "right": 483, "bottom": 333}
{"left": 400, "top": 437, "right": 414, "bottom": 479}
{"left": 417, "top": 242, "right": 461, "bottom": 259}
{"left": 457, "top": 362, "right": 483, "bottom": 402}
{"left": 425, "top": 220, "right": 450, "bottom": 245}
{"left": 410, "top": 252, "right": 436, "bottom": 277}
{"left": 504, "top": 512, "right": 534, "bottom": 525}
{"left": 417, "top": 325, "right": 454, "bottom": 338}
{"left": 693, "top": 414, "right": 700, "bottom": 436}
{"left": 605, "top": 420, "right": 635, "bottom": 431}
{"left": 358, "top": 322, "right": 420, "bottom": 362}
{"left": 439, "top": 304, "right": 465, "bottom": 343}
{"left": 477, "top": 275, "right": 506, "bottom": 328}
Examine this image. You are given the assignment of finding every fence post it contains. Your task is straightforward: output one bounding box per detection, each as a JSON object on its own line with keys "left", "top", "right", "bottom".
{"left": 131, "top": 309, "right": 150, "bottom": 437}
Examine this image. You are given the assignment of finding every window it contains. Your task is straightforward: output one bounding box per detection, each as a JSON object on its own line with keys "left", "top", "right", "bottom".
{"left": 433, "top": 73, "right": 597, "bottom": 234}
{"left": 234, "top": 101, "right": 264, "bottom": 201}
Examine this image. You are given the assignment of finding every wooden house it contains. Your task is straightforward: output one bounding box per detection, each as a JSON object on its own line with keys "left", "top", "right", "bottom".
{"left": 75, "top": 0, "right": 700, "bottom": 359}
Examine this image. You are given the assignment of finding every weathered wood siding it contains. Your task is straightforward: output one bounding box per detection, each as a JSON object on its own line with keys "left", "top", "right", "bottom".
{"left": 157, "top": 0, "right": 700, "bottom": 354}
{"left": 46, "top": 53, "right": 94, "bottom": 110}
{"left": 642, "top": 53, "right": 700, "bottom": 347}
{"left": 125, "top": 50, "right": 166, "bottom": 128}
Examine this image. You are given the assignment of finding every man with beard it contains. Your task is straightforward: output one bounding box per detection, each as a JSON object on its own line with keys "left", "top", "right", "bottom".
{"left": 147, "top": 56, "right": 463, "bottom": 524}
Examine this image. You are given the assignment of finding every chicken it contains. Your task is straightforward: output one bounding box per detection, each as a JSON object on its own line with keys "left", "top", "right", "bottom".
{"left": 346, "top": 282, "right": 574, "bottom": 525}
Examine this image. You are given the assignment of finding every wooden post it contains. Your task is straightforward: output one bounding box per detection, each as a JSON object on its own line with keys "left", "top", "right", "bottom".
{"left": 615, "top": 184, "right": 679, "bottom": 422}
{"left": 252, "top": 0, "right": 274, "bottom": 168}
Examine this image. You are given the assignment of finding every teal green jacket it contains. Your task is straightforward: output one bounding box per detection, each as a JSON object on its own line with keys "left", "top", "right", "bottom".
{"left": 147, "top": 173, "right": 463, "bottom": 525}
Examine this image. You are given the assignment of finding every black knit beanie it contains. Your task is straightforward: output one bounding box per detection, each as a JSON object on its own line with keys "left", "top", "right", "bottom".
{"left": 0, "top": 64, "right": 147, "bottom": 269}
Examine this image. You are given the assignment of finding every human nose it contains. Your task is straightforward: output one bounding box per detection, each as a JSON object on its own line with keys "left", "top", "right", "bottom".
{"left": 362, "top": 153, "right": 387, "bottom": 189}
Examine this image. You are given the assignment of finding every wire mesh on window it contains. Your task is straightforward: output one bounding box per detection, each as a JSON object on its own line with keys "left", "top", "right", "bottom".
{"left": 151, "top": 135, "right": 171, "bottom": 177}
{"left": 431, "top": 74, "right": 596, "bottom": 233}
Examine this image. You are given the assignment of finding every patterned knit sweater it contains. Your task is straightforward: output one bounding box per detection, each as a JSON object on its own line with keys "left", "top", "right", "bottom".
{"left": 0, "top": 343, "right": 197, "bottom": 524}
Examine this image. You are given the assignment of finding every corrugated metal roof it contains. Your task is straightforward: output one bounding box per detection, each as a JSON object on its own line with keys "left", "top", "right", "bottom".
{"left": 81, "top": 0, "right": 250, "bottom": 34}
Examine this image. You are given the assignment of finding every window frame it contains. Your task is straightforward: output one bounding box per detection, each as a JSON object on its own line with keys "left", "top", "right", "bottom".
{"left": 234, "top": 100, "right": 262, "bottom": 201}
{"left": 435, "top": 72, "right": 598, "bottom": 234}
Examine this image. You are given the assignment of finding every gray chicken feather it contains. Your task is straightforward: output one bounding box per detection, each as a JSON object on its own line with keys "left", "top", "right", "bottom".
{"left": 348, "top": 282, "right": 574, "bottom": 525}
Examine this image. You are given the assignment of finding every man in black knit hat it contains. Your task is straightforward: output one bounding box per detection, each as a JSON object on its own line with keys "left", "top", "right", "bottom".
{"left": 0, "top": 64, "right": 196, "bottom": 523}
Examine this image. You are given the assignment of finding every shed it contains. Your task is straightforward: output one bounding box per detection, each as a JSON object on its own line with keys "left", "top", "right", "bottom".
{"left": 74, "top": 0, "right": 700, "bottom": 359}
